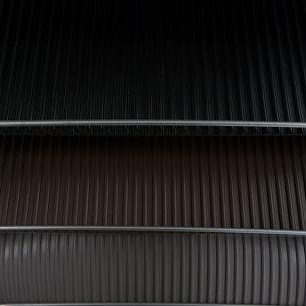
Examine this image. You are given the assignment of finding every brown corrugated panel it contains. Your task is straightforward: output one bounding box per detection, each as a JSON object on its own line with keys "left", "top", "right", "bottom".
{"left": 0, "top": 136, "right": 306, "bottom": 229}
{"left": 1, "top": 231, "right": 306, "bottom": 305}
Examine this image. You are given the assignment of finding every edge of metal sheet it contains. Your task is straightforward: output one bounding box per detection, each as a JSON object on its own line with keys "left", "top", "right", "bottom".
{"left": 0, "top": 120, "right": 306, "bottom": 128}
{"left": 0, "top": 226, "right": 306, "bottom": 237}
{"left": 0, "top": 303, "right": 284, "bottom": 306}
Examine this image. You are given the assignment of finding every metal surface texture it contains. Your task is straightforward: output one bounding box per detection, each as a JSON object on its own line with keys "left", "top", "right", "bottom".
{"left": 3, "top": 304, "right": 280, "bottom": 306}
{"left": 1, "top": 120, "right": 306, "bottom": 128}
{"left": 1, "top": 0, "right": 306, "bottom": 302}
{"left": 1, "top": 136, "right": 306, "bottom": 229}
{"left": 0, "top": 304, "right": 287, "bottom": 306}
{"left": 1, "top": 231, "right": 306, "bottom": 305}
{"left": 0, "top": 0, "right": 306, "bottom": 134}
{"left": 1, "top": 226, "right": 306, "bottom": 237}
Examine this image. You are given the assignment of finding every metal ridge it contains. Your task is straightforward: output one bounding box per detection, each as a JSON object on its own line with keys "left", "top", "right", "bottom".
{"left": 0, "top": 120, "right": 306, "bottom": 128}
{"left": 0, "top": 226, "right": 306, "bottom": 236}
{"left": 0, "top": 303, "right": 278, "bottom": 306}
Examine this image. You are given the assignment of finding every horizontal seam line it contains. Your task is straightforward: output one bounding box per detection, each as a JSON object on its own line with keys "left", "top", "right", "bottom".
{"left": 0, "top": 120, "right": 306, "bottom": 128}
{"left": 0, "top": 226, "right": 305, "bottom": 236}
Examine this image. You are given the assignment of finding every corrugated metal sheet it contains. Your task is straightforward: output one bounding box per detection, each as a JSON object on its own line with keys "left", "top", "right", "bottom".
{"left": 0, "top": 0, "right": 306, "bottom": 134}
{"left": 1, "top": 136, "right": 306, "bottom": 229}
{"left": 1, "top": 230, "right": 306, "bottom": 305}
{"left": 1, "top": 0, "right": 306, "bottom": 302}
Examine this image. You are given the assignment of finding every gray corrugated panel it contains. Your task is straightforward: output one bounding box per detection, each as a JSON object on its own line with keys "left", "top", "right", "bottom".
{"left": 1, "top": 136, "right": 306, "bottom": 229}
{"left": 0, "top": 231, "right": 305, "bottom": 305}
{"left": 0, "top": 0, "right": 306, "bottom": 135}
{"left": 1, "top": 227, "right": 306, "bottom": 236}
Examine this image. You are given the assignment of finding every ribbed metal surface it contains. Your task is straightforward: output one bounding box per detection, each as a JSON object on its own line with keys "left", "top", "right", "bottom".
{"left": 0, "top": 136, "right": 306, "bottom": 229}
{"left": 0, "top": 0, "right": 306, "bottom": 134}
{"left": 0, "top": 231, "right": 305, "bottom": 305}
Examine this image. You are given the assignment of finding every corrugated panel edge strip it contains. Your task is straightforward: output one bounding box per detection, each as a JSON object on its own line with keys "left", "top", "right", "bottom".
{"left": 1, "top": 120, "right": 306, "bottom": 128}
{"left": 3, "top": 303, "right": 286, "bottom": 306}
{"left": 1, "top": 226, "right": 306, "bottom": 237}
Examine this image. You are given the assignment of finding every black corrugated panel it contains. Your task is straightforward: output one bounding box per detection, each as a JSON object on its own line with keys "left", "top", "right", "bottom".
{"left": 1, "top": 230, "right": 306, "bottom": 305}
{"left": 0, "top": 0, "right": 306, "bottom": 135}
{"left": 1, "top": 136, "right": 306, "bottom": 230}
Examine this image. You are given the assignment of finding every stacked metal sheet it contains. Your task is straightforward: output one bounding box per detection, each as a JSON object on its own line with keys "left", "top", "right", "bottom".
{"left": 0, "top": 136, "right": 306, "bottom": 229}
{"left": 1, "top": 0, "right": 306, "bottom": 305}
{"left": 0, "top": 0, "right": 306, "bottom": 134}
{"left": 2, "top": 230, "right": 306, "bottom": 305}
{"left": 1, "top": 136, "right": 306, "bottom": 305}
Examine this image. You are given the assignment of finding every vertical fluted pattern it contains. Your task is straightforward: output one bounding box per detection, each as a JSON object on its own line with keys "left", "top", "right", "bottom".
{"left": 0, "top": 231, "right": 305, "bottom": 305}
{"left": 0, "top": 136, "right": 306, "bottom": 229}
{"left": 0, "top": 0, "right": 305, "bottom": 134}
